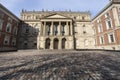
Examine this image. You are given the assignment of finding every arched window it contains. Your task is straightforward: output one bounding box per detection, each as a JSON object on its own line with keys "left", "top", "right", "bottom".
{"left": 6, "top": 23, "right": 11, "bottom": 33}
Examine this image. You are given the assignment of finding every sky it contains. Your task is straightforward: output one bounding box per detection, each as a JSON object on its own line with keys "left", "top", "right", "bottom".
{"left": 0, "top": 0, "right": 110, "bottom": 18}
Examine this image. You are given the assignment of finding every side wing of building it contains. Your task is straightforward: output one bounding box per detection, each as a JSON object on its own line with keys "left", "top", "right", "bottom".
{"left": 92, "top": 0, "right": 120, "bottom": 50}
{"left": 0, "top": 4, "right": 20, "bottom": 51}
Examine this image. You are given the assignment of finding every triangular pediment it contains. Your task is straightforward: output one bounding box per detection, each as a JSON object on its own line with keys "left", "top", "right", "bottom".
{"left": 44, "top": 14, "right": 70, "bottom": 19}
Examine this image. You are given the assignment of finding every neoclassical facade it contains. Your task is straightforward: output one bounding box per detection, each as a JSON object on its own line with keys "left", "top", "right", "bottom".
{"left": 19, "top": 11, "right": 95, "bottom": 49}
{"left": 1, "top": 0, "right": 120, "bottom": 51}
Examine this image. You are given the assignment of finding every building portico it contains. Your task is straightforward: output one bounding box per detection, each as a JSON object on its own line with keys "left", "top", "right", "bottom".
{"left": 37, "top": 14, "right": 74, "bottom": 50}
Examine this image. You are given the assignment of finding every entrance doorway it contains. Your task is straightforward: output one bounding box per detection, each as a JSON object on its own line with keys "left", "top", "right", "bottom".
{"left": 45, "top": 38, "right": 50, "bottom": 49}
{"left": 62, "top": 38, "right": 66, "bottom": 49}
{"left": 54, "top": 38, "right": 59, "bottom": 49}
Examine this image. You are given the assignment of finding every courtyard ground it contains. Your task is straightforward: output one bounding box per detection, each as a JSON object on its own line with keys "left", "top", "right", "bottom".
{"left": 0, "top": 50, "right": 120, "bottom": 80}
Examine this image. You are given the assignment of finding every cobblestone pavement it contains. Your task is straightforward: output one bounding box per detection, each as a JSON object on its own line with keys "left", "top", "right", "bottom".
{"left": 0, "top": 50, "right": 120, "bottom": 80}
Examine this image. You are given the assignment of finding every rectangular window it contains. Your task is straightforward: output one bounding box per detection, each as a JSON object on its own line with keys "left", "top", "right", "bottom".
{"left": 108, "top": 33, "right": 115, "bottom": 43}
{"left": 25, "top": 27, "right": 29, "bottom": 33}
{"left": 106, "top": 19, "right": 112, "bottom": 29}
{"left": 83, "top": 25, "right": 86, "bottom": 33}
{"left": 62, "top": 25, "right": 65, "bottom": 36}
{"left": 47, "top": 25, "right": 50, "bottom": 36}
{"left": 54, "top": 25, "right": 58, "bottom": 35}
{"left": 99, "top": 36, "right": 104, "bottom": 44}
{"left": 0, "top": 32, "right": 1, "bottom": 37}
{"left": 12, "top": 38, "right": 16, "bottom": 46}
{"left": 27, "top": 16, "right": 31, "bottom": 20}
{"left": 93, "top": 28, "right": 96, "bottom": 35}
{"left": 0, "top": 19, "right": 3, "bottom": 30}
{"left": 4, "top": 36, "right": 10, "bottom": 45}
{"left": 98, "top": 24, "right": 102, "bottom": 33}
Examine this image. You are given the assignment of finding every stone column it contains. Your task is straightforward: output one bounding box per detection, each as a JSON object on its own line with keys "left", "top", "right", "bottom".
{"left": 112, "top": 7, "right": 120, "bottom": 27}
{"left": 58, "top": 39, "right": 61, "bottom": 49}
{"left": 51, "top": 22, "right": 53, "bottom": 36}
{"left": 70, "top": 22, "right": 73, "bottom": 35}
{"left": 50, "top": 38, "right": 53, "bottom": 49}
{"left": 66, "top": 22, "right": 69, "bottom": 35}
{"left": 40, "top": 22, "right": 42, "bottom": 36}
{"left": 43, "top": 22, "right": 46, "bottom": 36}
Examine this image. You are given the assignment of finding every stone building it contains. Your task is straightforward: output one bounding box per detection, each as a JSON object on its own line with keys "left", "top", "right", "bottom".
{"left": 0, "top": 0, "right": 120, "bottom": 51}
{"left": 0, "top": 4, "right": 20, "bottom": 51}
{"left": 92, "top": 0, "right": 120, "bottom": 50}
{"left": 19, "top": 11, "right": 95, "bottom": 49}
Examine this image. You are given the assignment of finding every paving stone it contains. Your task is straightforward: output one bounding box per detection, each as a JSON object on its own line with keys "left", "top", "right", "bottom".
{"left": 0, "top": 50, "right": 120, "bottom": 80}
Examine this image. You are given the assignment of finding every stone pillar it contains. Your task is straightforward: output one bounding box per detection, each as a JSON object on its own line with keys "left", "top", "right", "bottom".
{"left": 43, "top": 22, "right": 46, "bottom": 36}
{"left": 37, "top": 37, "right": 40, "bottom": 50}
{"left": 50, "top": 39, "right": 53, "bottom": 49}
{"left": 51, "top": 22, "right": 53, "bottom": 36}
{"left": 58, "top": 39, "right": 61, "bottom": 49}
{"left": 66, "top": 22, "right": 69, "bottom": 35}
{"left": 70, "top": 22, "right": 73, "bottom": 35}
{"left": 40, "top": 22, "right": 42, "bottom": 36}
{"left": 112, "top": 7, "right": 120, "bottom": 27}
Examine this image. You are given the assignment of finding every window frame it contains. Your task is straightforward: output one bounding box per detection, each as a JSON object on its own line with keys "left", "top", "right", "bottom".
{"left": 108, "top": 33, "right": 115, "bottom": 43}
{"left": 99, "top": 36, "right": 104, "bottom": 44}
{"left": 0, "top": 19, "right": 3, "bottom": 30}
{"left": 106, "top": 18, "right": 112, "bottom": 29}
{"left": 98, "top": 24, "right": 103, "bottom": 33}
{"left": 11, "top": 38, "right": 16, "bottom": 46}
{"left": 4, "top": 35, "right": 10, "bottom": 45}
{"left": 6, "top": 23, "right": 12, "bottom": 33}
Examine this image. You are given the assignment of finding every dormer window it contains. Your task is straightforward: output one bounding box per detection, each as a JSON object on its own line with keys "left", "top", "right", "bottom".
{"left": 6, "top": 23, "right": 12, "bottom": 33}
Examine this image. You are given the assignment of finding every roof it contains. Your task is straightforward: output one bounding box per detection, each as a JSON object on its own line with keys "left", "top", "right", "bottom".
{"left": 92, "top": 0, "right": 120, "bottom": 21}
{"left": 21, "top": 10, "right": 91, "bottom": 15}
{"left": 0, "top": 3, "right": 20, "bottom": 21}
